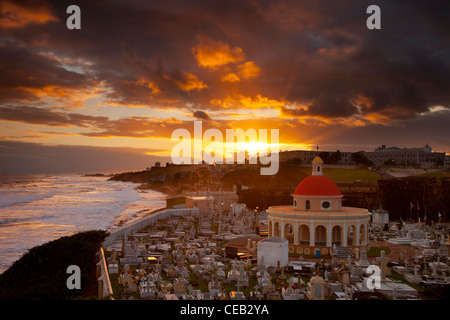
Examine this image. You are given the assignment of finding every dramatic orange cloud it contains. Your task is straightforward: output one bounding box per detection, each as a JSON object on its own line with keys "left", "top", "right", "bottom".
{"left": 211, "top": 94, "right": 286, "bottom": 110}
{"left": 175, "top": 72, "right": 207, "bottom": 92}
{"left": 220, "top": 72, "right": 241, "bottom": 82}
{"left": 238, "top": 61, "right": 261, "bottom": 79}
{"left": 192, "top": 35, "right": 245, "bottom": 70}
{"left": 0, "top": 0, "right": 59, "bottom": 29}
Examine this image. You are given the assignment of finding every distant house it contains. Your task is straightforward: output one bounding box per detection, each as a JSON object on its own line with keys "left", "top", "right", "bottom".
{"left": 278, "top": 144, "right": 445, "bottom": 168}
{"left": 364, "top": 144, "right": 445, "bottom": 167}
{"left": 185, "top": 196, "right": 214, "bottom": 216}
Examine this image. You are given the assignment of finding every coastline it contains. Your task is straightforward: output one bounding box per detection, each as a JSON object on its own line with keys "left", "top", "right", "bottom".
{"left": 109, "top": 182, "right": 170, "bottom": 228}
{"left": 135, "top": 182, "right": 175, "bottom": 197}
{"left": 0, "top": 174, "right": 168, "bottom": 275}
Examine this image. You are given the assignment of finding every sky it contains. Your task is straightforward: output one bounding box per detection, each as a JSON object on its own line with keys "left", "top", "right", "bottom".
{"left": 0, "top": 0, "right": 449, "bottom": 173}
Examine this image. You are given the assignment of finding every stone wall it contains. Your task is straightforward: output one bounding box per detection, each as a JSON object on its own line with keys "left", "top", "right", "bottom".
{"left": 378, "top": 177, "right": 439, "bottom": 221}
{"left": 103, "top": 208, "right": 199, "bottom": 247}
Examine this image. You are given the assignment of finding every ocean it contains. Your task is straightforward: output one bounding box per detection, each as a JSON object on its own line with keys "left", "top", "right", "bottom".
{"left": 0, "top": 174, "right": 167, "bottom": 274}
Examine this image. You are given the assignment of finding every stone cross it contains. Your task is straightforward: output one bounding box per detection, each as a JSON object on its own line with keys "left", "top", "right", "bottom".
{"left": 376, "top": 250, "right": 390, "bottom": 281}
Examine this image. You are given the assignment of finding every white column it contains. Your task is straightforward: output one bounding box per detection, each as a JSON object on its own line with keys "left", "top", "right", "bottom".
{"left": 365, "top": 223, "right": 369, "bottom": 244}
{"left": 327, "top": 222, "right": 332, "bottom": 247}
{"left": 310, "top": 221, "right": 315, "bottom": 246}
{"left": 272, "top": 220, "right": 276, "bottom": 237}
{"left": 294, "top": 221, "right": 298, "bottom": 245}
{"left": 343, "top": 221, "right": 347, "bottom": 246}
{"left": 356, "top": 223, "right": 360, "bottom": 246}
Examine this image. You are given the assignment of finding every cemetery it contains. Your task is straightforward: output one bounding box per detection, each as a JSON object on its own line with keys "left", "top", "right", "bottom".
{"left": 101, "top": 157, "right": 449, "bottom": 300}
{"left": 101, "top": 201, "right": 449, "bottom": 300}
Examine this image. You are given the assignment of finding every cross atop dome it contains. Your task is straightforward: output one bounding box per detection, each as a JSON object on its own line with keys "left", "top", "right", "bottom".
{"left": 312, "top": 156, "right": 323, "bottom": 176}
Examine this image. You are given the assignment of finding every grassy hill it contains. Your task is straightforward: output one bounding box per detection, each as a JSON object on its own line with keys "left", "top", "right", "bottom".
{"left": 321, "top": 167, "right": 382, "bottom": 182}
{"left": 0, "top": 230, "right": 109, "bottom": 300}
{"left": 222, "top": 163, "right": 382, "bottom": 189}
{"left": 110, "top": 163, "right": 382, "bottom": 194}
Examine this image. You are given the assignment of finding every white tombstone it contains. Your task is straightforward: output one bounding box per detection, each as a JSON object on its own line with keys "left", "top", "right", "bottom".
{"left": 308, "top": 274, "right": 325, "bottom": 300}
{"left": 108, "top": 263, "right": 119, "bottom": 274}
{"left": 228, "top": 260, "right": 239, "bottom": 281}
{"left": 355, "top": 242, "right": 370, "bottom": 267}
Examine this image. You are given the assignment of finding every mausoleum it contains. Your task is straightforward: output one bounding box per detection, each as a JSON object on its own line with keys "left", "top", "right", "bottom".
{"left": 257, "top": 236, "right": 289, "bottom": 267}
{"left": 266, "top": 157, "right": 371, "bottom": 256}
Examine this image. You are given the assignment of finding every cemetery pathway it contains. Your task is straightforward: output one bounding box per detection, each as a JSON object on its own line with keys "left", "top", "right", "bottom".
{"left": 370, "top": 241, "right": 416, "bottom": 263}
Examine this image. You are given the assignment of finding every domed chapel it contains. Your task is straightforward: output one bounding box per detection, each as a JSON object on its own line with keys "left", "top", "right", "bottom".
{"left": 266, "top": 157, "right": 371, "bottom": 256}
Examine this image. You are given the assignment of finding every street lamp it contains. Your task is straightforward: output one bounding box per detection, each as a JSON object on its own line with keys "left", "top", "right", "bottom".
{"left": 254, "top": 209, "right": 259, "bottom": 234}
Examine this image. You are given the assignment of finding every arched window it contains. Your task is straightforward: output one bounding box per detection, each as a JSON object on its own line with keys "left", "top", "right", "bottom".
{"left": 294, "top": 199, "right": 297, "bottom": 208}
{"left": 317, "top": 166, "right": 321, "bottom": 172}
{"left": 305, "top": 200, "right": 310, "bottom": 210}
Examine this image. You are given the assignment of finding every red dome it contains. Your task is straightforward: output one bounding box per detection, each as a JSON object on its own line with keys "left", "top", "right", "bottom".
{"left": 293, "top": 175, "right": 342, "bottom": 197}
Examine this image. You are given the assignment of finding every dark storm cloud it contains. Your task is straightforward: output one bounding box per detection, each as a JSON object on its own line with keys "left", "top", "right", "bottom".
{"left": 0, "top": 105, "right": 186, "bottom": 138}
{"left": 0, "top": 105, "right": 108, "bottom": 127}
{"left": 193, "top": 110, "right": 211, "bottom": 121}
{"left": 282, "top": 93, "right": 358, "bottom": 118}
{"left": 0, "top": 38, "right": 93, "bottom": 103}
{"left": 255, "top": 1, "right": 450, "bottom": 119}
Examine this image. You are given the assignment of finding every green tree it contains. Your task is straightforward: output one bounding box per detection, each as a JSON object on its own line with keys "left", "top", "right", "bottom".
{"left": 351, "top": 151, "right": 374, "bottom": 167}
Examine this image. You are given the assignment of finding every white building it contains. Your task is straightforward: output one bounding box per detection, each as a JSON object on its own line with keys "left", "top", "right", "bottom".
{"left": 373, "top": 206, "right": 389, "bottom": 228}
{"left": 185, "top": 196, "right": 213, "bottom": 216}
{"left": 257, "top": 236, "right": 289, "bottom": 267}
